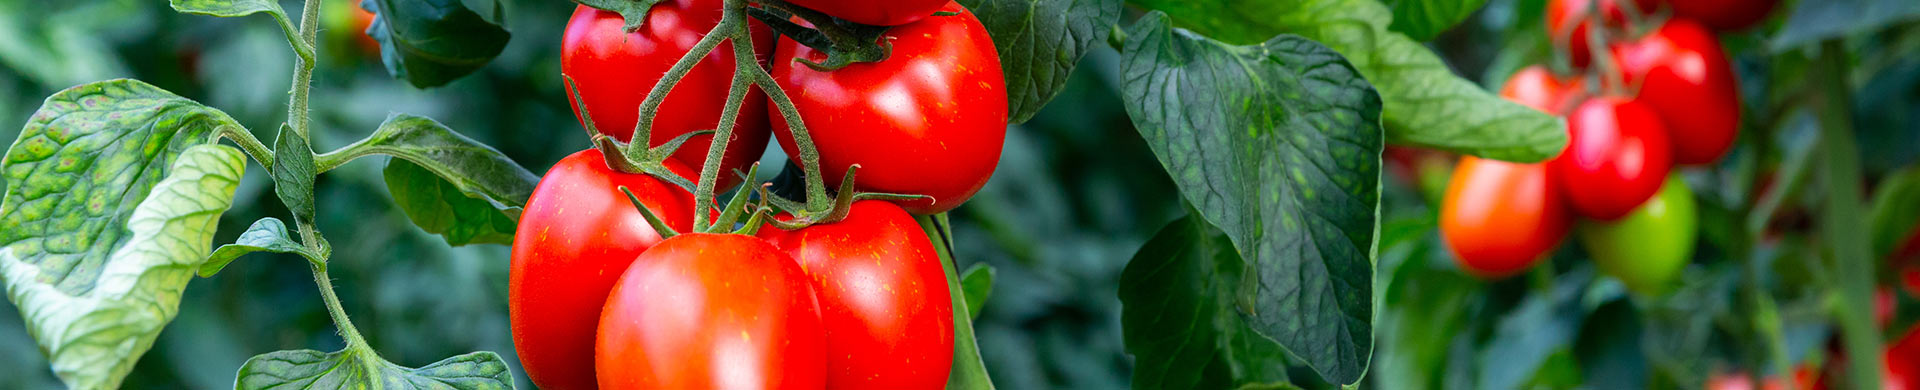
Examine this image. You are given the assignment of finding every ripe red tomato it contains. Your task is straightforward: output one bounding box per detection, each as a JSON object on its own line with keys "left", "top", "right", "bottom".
{"left": 509, "top": 149, "right": 700, "bottom": 390}
{"left": 785, "top": 0, "right": 951, "bottom": 26}
{"left": 757, "top": 200, "right": 955, "bottom": 388}
{"left": 562, "top": 2, "right": 772, "bottom": 189}
{"left": 1501, "top": 65, "right": 1587, "bottom": 115}
{"left": 769, "top": 2, "right": 1007, "bottom": 215}
{"left": 1546, "top": 0, "right": 1656, "bottom": 69}
{"left": 1552, "top": 97, "right": 1673, "bottom": 220}
{"left": 1670, "top": 0, "right": 1777, "bottom": 31}
{"left": 596, "top": 233, "right": 827, "bottom": 389}
{"left": 1441, "top": 156, "right": 1572, "bottom": 279}
{"left": 1611, "top": 19, "right": 1742, "bottom": 165}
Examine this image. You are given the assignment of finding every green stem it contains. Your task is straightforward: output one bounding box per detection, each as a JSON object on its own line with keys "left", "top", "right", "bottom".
{"left": 742, "top": 51, "right": 830, "bottom": 211}
{"left": 220, "top": 125, "right": 276, "bottom": 170}
{"left": 694, "top": 2, "right": 755, "bottom": 232}
{"left": 1814, "top": 39, "right": 1883, "bottom": 390}
{"left": 621, "top": 10, "right": 740, "bottom": 167}
{"left": 311, "top": 263, "right": 369, "bottom": 349}
{"left": 1583, "top": 0, "right": 1626, "bottom": 95}
{"left": 287, "top": 0, "right": 321, "bottom": 141}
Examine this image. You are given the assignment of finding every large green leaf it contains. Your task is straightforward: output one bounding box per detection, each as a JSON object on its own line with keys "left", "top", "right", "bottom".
{"left": 1383, "top": 0, "right": 1491, "bottom": 41}
{"left": 1, "top": 132, "right": 244, "bottom": 389}
{"left": 1771, "top": 0, "right": 1920, "bottom": 50}
{"left": 362, "top": 0, "right": 510, "bottom": 88}
{"left": 1126, "top": 0, "right": 1567, "bottom": 162}
{"left": 235, "top": 348, "right": 512, "bottom": 389}
{"left": 956, "top": 0, "right": 1124, "bottom": 124}
{"left": 1117, "top": 13, "right": 1378, "bottom": 384}
{"left": 319, "top": 114, "right": 535, "bottom": 246}
{"left": 1121, "top": 216, "right": 1299, "bottom": 389}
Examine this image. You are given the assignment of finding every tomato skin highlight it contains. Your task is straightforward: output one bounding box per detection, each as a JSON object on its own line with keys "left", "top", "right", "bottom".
{"left": 595, "top": 233, "right": 828, "bottom": 390}
{"left": 770, "top": 2, "right": 1008, "bottom": 214}
{"left": 1441, "top": 157, "right": 1573, "bottom": 279}
{"left": 508, "top": 149, "right": 701, "bottom": 390}
{"left": 1579, "top": 175, "right": 1697, "bottom": 295}
{"left": 757, "top": 201, "right": 955, "bottom": 388}
{"left": 1552, "top": 97, "right": 1674, "bottom": 220}
{"left": 561, "top": 2, "right": 772, "bottom": 189}
{"left": 1669, "top": 0, "right": 1777, "bottom": 31}
{"left": 785, "top": 0, "right": 952, "bottom": 26}
{"left": 1611, "top": 19, "right": 1742, "bottom": 165}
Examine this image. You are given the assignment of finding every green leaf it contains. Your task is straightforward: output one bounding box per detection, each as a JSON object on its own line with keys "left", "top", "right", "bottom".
{"left": 1475, "top": 267, "right": 1598, "bottom": 390}
{"left": 1383, "top": 0, "right": 1491, "bottom": 41}
{"left": 574, "top": 0, "right": 668, "bottom": 31}
{"left": 1117, "top": 12, "right": 1378, "bottom": 384}
{"left": 960, "top": 263, "right": 995, "bottom": 319}
{"left": 1125, "top": 0, "right": 1568, "bottom": 162}
{"left": 955, "top": 0, "right": 1124, "bottom": 124}
{"left": 168, "top": 0, "right": 285, "bottom": 18}
{"left": 321, "top": 114, "right": 535, "bottom": 246}
{"left": 1870, "top": 167, "right": 1920, "bottom": 258}
{"left": 1, "top": 141, "right": 245, "bottom": 390}
{"left": 918, "top": 214, "right": 996, "bottom": 390}
{"left": 201, "top": 218, "right": 326, "bottom": 277}
{"left": 271, "top": 123, "right": 316, "bottom": 225}
{"left": 1771, "top": 0, "right": 1920, "bottom": 51}
{"left": 363, "top": 0, "right": 511, "bottom": 88}
{"left": 1121, "top": 216, "right": 1296, "bottom": 389}
{"left": 235, "top": 348, "right": 513, "bottom": 389}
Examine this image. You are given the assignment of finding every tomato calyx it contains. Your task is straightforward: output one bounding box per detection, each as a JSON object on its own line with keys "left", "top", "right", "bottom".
{"left": 576, "top": 0, "right": 670, "bottom": 31}
{"left": 749, "top": 0, "right": 895, "bottom": 71}
{"left": 757, "top": 164, "right": 931, "bottom": 231}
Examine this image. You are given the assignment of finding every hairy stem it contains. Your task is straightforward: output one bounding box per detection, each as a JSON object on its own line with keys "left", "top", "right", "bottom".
{"left": 311, "top": 263, "right": 369, "bottom": 349}
{"left": 623, "top": 9, "right": 741, "bottom": 166}
{"left": 742, "top": 54, "right": 830, "bottom": 211}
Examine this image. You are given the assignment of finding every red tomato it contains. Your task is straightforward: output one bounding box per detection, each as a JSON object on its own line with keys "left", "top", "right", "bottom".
{"left": 769, "top": 2, "right": 1007, "bottom": 214}
{"left": 1706, "top": 367, "right": 1817, "bottom": 390}
{"left": 562, "top": 3, "right": 772, "bottom": 189}
{"left": 1501, "top": 65, "right": 1587, "bottom": 115}
{"left": 1552, "top": 97, "right": 1673, "bottom": 220}
{"left": 1441, "top": 156, "right": 1573, "bottom": 279}
{"left": 1611, "top": 19, "right": 1742, "bottom": 165}
{"left": 1546, "top": 0, "right": 1656, "bottom": 68}
{"left": 785, "top": 0, "right": 951, "bottom": 26}
{"left": 509, "top": 149, "right": 700, "bottom": 390}
{"left": 596, "top": 233, "right": 827, "bottom": 389}
{"left": 1670, "top": 0, "right": 1777, "bottom": 31}
{"left": 757, "top": 201, "right": 955, "bottom": 388}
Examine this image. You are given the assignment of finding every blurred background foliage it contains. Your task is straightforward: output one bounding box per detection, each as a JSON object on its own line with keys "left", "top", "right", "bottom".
{"left": 0, "top": 0, "right": 1916, "bottom": 389}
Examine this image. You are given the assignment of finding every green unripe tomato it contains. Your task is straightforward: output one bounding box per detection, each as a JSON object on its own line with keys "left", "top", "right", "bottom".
{"left": 1579, "top": 175, "right": 1698, "bottom": 295}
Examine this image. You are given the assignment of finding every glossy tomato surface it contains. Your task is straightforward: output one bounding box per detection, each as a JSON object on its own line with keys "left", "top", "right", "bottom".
{"left": 1502, "top": 65, "right": 1587, "bottom": 115}
{"left": 1612, "top": 19, "right": 1742, "bottom": 165}
{"left": 1546, "top": 0, "right": 1656, "bottom": 68}
{"left": 562, "top": 3, "right": 772, "bottom": 189}
{"left": 1670, "top": 0, "right": 1777, "bottom": 31}
{"left": 770, "top": 2, "right": 1007, "bottom": 214}
{"left": 1552, "top": 97, "right": 1673, "bottom": 220}
{"left": 785, "top": 0, "right": 951, "bottom": 26}
{"left": 596, "top": 233, "right": 827, "bottom": 390}
{"left": 757, "top": 201, "right": 954, "bottom": 388}
{"left": 1579, "top": 175, "right": 1697, "bottom": 295}
{"left": 509, "top": 149, "right": 700, "bottom": 390}
{"left": 1442, "top": 156, "right": 1573, "bottom": 279}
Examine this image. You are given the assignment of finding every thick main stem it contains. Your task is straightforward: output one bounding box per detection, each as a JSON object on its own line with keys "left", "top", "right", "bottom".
{"left": 288, "top": 0, "right": 321, "bottom": 141}
{"left": 311, "top": 264, "right": 369, "bottom": 348}
{"left": 694, "top": 2, "right": 756, "bottom": 231}
{"left": 624, "top": 12, "right": 741, "bottom": 166}
{"left": 1814, "top": 39, "right": 1884, "bottom": 390}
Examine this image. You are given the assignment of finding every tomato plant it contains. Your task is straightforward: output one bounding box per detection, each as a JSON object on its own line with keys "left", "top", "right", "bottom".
{"left": 757, "top": 200, "right": 955, "bottom": 388}
{"left": 1669, "top": 0, "right": 1777, "bottom": 31}
{"left": 1578, "top": 174, "right": 1697, "bottom": 295}
{"left": 768, "top": 1, "right": 1007, "bottom": 215}
{"left": 1552, "top": 96, "right": 1673, "bottom": 220}
{"left": 562, "top": 2, "right": 772, "bottom": 189}
{"left": 784, "top": 0, "right": 951, "bottom": 26}
{"left": 1545, "top": 0, "right": 1654, "bottom": 69}
{"left": 1611, "top": 19, "right": 1742, "bottom": 165}
{"left": 1441, "top": 156, "right": 1571, "bottom": 278}
{"left": 595, "top": 233, "right": 827, "bottom": 389}
{"left": 507, "top": 149, "right": 700, "bottom": 390}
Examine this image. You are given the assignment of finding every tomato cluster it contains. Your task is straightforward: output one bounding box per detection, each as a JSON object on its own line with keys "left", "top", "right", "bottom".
{"left": 1443, "top": 1, "right": 1761, "bottom": 293}
{"left": 513, "top": 1, "right": 1003, "bottom": 388}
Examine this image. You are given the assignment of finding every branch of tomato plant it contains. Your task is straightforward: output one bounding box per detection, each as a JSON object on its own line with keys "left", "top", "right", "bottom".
{"left": 691, "top": 4, "right": 759, "bottom": 232}
{"left": 1582, "top": 1, "right": 1628, "bottom": 96}
{"left": 219, "top": 125, "right": 276, "bottom": 171}
{"left": 1813, "top": 39, "right": 1885, "bottom": 390}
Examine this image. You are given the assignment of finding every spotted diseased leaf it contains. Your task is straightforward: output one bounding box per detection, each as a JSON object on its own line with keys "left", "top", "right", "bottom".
{"left": 235, "top": 348, "right": 513, "bottom": 390}
{"left": 1117, "top": 12, "right": 1379, "bottom": 385}
{"left": 1, "top": 134, "right": 245, "bottom": 389}
{"left": 956, "top": 0, "right": 1124, "bottom": 123}
{"left": 1126, "top": 0, "right": 1567, "bottom": 162}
